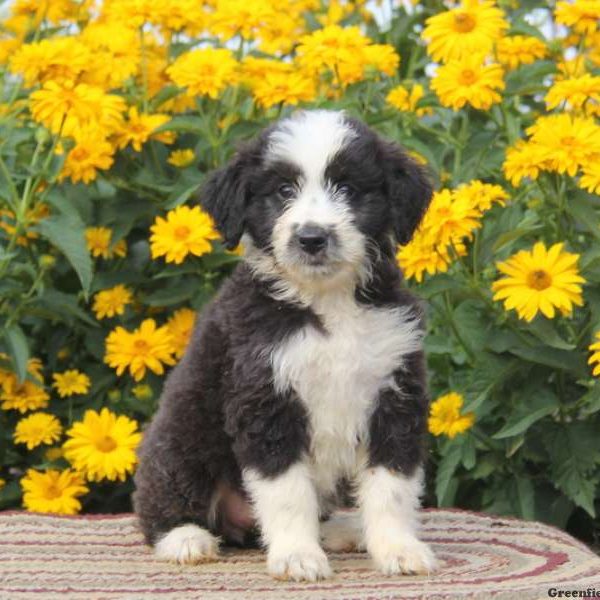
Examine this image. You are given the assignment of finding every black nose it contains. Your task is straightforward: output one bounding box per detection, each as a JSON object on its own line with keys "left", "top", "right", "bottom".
{"left": 297, "top": 224, "right": 329, "bottom": 255}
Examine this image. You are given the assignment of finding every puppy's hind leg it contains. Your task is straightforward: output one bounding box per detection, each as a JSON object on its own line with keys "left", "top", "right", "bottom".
{"left": 154, "top": 524, "right": 220, "bottom": 565}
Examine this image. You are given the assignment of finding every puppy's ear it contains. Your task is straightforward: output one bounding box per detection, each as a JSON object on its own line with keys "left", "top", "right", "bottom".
{"left": 199, "top": 143, "right": 260, "bottom": 249}
{"left": 380, "top": 140, "right": 433, "bottom": 246}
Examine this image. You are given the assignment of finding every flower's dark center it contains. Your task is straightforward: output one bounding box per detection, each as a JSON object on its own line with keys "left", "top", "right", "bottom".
{"left": 454, "top": 12, "right": 476, "bottom": 33}
{"left": 96, "top": 435, "right": 117, "bottom": 453}
{"left": 527, "top": 269, "right": 552, "bottom": 290}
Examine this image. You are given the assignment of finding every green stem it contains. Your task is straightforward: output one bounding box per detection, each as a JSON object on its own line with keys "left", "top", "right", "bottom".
{"left": 414, "top": 121, "right": 456, "bottom": 146}
{"left": 0, "top": 155, "right": 19, "bottom": 210}
{"left": 443, "top": 290, "right": 476, "bottom": 363}
{"left": 470, "top": 427, "right": 498, "bottom": 451}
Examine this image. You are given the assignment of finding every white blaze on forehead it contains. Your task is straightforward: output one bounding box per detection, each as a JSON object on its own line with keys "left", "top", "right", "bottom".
{"left": 266, "top": 110, "right": 356, "bottom": 179}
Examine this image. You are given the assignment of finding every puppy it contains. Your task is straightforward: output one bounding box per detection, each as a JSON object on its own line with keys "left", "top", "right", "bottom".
{"left": 133, "top": 109, "right": 436, "bottom": 581}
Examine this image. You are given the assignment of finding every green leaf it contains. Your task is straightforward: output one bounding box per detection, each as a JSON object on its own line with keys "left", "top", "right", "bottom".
{"left": 35, "top": 215, "right": 93, "bottom": 298}
{"left": 141, "top": 277, "right": 202, "bottom": 306}
{"left": 579, "top": 385, "right": 600, "bottom": 417}
{"left": 464, "top": 352, "right": 519, "bottom": 412}
{"left": 507, "top": 344, "right": 587, "bottom": 378}
{"left": 461, "top": 434, "right": 477, "bottom": 470}
{"left": 154, "top": 116, "right": 203, "bottom": 135}
{"left": 435, "top": 443, "right": 462, "bottom": 506}
{"left": 2, "top": 324, "right": 29, "bottom": 382}
{"left": 526, "top": 318, "right": 574, "bottom": 350}
{"left": 491, "top": 213, "right": 542, "bottom": 254}
{"left": 545, "top": 423, "right": 600, "bottom": 517}
{"left": 493, "top": 389, "right": 558, "bottom": 439}
{"left": 32, "top": 290, "right": 98, "bottom": 328}
{"left": 412, "top": 274, "right": 462, "bottom": 299}
{"left": 566, "top": 193, "right": 600, "bottom": 241}
{"left": 453, "top": 300, "right": 490, "bottom": 355}
{"left": 514, "top": 476, "right": 535, "bottom": 520}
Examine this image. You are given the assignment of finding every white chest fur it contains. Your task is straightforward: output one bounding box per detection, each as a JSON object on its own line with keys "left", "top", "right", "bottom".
{"left": 270, "top": 295, "right": 422, "bottom": 501}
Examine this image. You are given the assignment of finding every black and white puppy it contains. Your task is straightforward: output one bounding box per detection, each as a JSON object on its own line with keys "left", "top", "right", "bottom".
{"left": 133, "top": 109, "right": 436, "bottom": 581}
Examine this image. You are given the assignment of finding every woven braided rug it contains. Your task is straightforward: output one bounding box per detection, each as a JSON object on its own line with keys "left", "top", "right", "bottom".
{"left": 1, "top": 509, "right": 599, "bottom": 600}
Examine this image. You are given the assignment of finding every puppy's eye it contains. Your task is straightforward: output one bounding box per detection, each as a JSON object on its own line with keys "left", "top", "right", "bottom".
{"left": 278, "top": 183, "right": 296, "bottom": 199}
{"left": 336, "top": 183, "right": 355, "bottom": 196}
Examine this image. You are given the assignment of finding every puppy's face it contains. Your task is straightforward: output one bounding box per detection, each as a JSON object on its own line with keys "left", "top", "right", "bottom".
{"left": 201, "top": 110, "right": 432, "bottom": 288}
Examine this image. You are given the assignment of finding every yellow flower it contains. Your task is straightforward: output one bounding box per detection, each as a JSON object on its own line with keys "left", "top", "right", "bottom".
{"left": 588, "top": 331, "right": 600, "bottom": 376}
{"left": 152, "top": 0, "right": 208, "bottom": 35}
{"left": 241, "top": 56, "right": 293, "bottom": 86}
{"left": 209, "top": 0, "right": 277, "bottom": 40}
{"left": 453, "top": 180, "right": 508, "bottom": 211}
{"left": 167, "top": 308, "right": 196, "bottom": 359}
{"left": 396, "top": 238, "right": 454, "bottom": 283}
{"left": 0, "top": 356, "right": 44, "bottom": 384}
{"left": 13, "top": 0, "right": 85, "bottom": 25}
{"left": 420, "top": 188, "right": 482, "bottom": 248}
{"left": 85, "top": 227, "right": 127, "bottom": 260}
{"left": 555, "top": 0, "right": 600, "bottom": 35}
{"left": 63, "top": 408, "right": 142, "bottom": 482}
{"left": 545, "top": 74, "right": 600, "bottom": 113}
{"left": 79, "top": 22, "right": 141, "bottom": 90}
{"left": 105, "top": 318, "right": 176, "bottom": 381}
{"left": 9, "top": 37, "right": 92, "bottom": 86}
{"left": 0, "top": 203, "right": 48, "bottom": 247}
{"left": 167, "top": 48, "right": 238, "bottom": 99}
{"left": 431, "top": 55, "right": 505, "bottom": 110}
{"left": 397, "top": 188, "right": 480, "bottom": 282}
{"left": 428, "top": 392, "right": 475, "bottom": 438}
{"left": 257, "top": 13, "right": 305, "bottom": 55}
{"left": 363, "top": 44, "right": 400, "bottom": 76}
{"left": 251, "top": 71, "right": 317, "bottom": 109}
{"left": 52, "top": 370, "right": 91, "bottom": 398}
{"left": 296, "top": 25, "right": 396, "bottom": 86}
{"left": 150, "top": 205, "right": 220, "bottom": 264}
{"left": 45, "top": 446, "right": 64, "bottom": 462}
{"left": 556, "top": 56, "right": 588, "bottom": 80}
{"left": 21, "top": 469, "right": 88, "bottom": 515}
{"left": 495, "top": 35, "right": 547, "bottom": 70}
{"left": 492, "top": 242, "right": 585, "bottom": 322}
{"left": 30, "top": 81, "right": 125, "bottom": 140}
{"left": 317, "top": 0, "right": 354, "bottom": 26}
{"left": 1, "top": 379, "right": 49, "bottom": 413}
{"left": 526, "top": 114, "right": 600, "bottom": 177}
{"left": 115, "top": 107, "right": 171, "bottom": 152}
{"left": 0, "top": 477, "right": 5, "bottom": 490}
{"left": 92, "top": 284, "right": 133, "bottom": 319}
{"left": 100, "top": 0, "right": 164, "bottom": 27}
{"left": 60, "top": 129, "right": 114, "bottom": 184}
{"left": 386, "top": 83, "right": 430, "bottom": 116}
{"left": 14, "top": 413, "right": 63, "bottom": 450}
{"left": 502, "top": 140, "right": 547, "bottom": 186}
{"left": 131, "top": 383, "right": 153, "bottom": 401}
{"left": 422, "top": 0, "right": 508, "bottom": 63}
{"left": 580, "top": 162, "right": 600, "bottom": 194}
{"left": 167, "top": 149, "right": 195, "bottom": 168}
{"left": 0, "top": 37, "right": 21, "bottom": 67}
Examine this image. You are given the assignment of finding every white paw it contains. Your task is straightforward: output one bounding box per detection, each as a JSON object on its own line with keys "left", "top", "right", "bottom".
{"left": 155, "top": 524, "right": 219, "bottom": 564}
{"left": 321, "top": 513, "right": 364, "bottom": 553}
{"left": 371, "top": 537, "right": 437, "bottom": 576}
{"left": 268, "top": 545, "right": 332, "bottom": 581}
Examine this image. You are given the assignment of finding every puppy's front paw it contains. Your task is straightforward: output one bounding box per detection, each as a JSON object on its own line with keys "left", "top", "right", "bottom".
{"left": 155, "top": 524, "right": 219, "bottom": 565}
{"left": 371, "top": 537, "right": 437, "bottom": 576}
{"left": 268, "top": 544, "right": 332, "bottom": 582}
